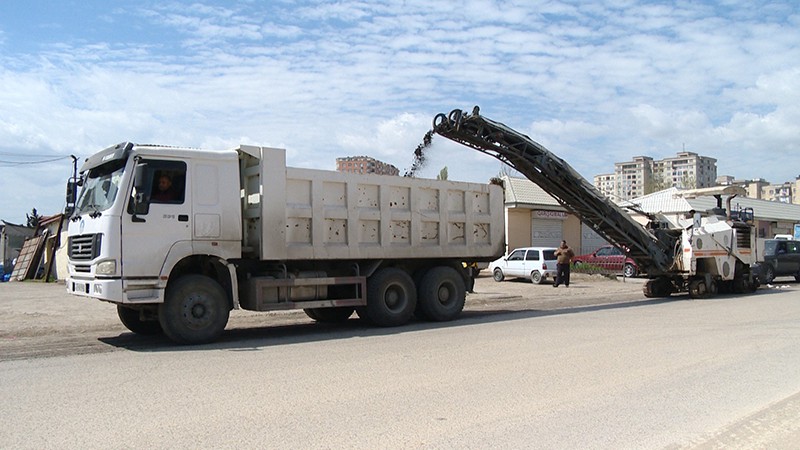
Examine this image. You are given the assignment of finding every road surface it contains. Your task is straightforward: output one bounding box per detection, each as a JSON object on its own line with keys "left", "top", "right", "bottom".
{"left": 1, "top": 277, "right": 799, "bottom": 448}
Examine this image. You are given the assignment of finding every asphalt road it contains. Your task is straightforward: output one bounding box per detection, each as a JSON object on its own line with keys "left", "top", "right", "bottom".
{"left": 1, "top": 276, "right": 799, "bottom": 449}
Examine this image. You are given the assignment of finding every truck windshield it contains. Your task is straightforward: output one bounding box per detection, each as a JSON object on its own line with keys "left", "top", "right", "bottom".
{"left": 74, "top": 159, "right": 126, "bottom": 216}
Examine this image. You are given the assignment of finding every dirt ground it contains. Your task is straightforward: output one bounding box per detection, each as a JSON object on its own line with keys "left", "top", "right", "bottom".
{"left": 0, "top": 273, "right": 648, "bottom": 360}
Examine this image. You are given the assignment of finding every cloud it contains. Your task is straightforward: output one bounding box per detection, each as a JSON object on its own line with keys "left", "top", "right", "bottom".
{"left": 0, "top": 0, "right": 799, "bottom": 222}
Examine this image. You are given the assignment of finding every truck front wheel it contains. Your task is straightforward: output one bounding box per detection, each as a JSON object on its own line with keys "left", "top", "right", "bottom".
{"left": 159, "top": 275, "right": 230, "bottom": 344}
{"left": 359, "top": 268, "right": 417, "bottom": 326}
{"left": 117, "top": 305, "right": 163, "bottom": 335}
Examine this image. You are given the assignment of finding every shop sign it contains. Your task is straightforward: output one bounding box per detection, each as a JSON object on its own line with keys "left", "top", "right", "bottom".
{"left": 534, "top": 210, "right": 568, "bottom": 220}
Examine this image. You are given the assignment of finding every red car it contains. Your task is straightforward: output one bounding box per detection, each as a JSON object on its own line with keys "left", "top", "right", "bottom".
{"left": 572, "top": 245, "right": 639, "bottom": 277}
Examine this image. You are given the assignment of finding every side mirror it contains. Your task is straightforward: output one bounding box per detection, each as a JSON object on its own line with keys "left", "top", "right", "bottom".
{"left": 65, "top": 178, "right": 78, "bottom": 215}
{"left": 66, "top": 179, "right": 77, "bottom": 204}
{"left": 132, "top": 162, "right": 151, "bottom": 217}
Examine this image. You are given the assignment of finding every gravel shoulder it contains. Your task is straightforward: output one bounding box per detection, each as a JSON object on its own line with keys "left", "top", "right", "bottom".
{"left": 0, "top": 273, "right": 647, "bottom": 361}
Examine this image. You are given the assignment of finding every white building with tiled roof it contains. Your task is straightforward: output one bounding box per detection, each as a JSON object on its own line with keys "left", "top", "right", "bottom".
{"left": 500, "top": 176, "right": 609, "bottom": 254}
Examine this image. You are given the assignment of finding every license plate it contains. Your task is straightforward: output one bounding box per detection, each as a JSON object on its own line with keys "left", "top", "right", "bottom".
{"left": 73, "top": 282, "right": 88, "bottom": 294}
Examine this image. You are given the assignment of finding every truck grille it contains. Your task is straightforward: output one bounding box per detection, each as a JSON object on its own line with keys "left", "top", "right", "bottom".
{"left": 69, "top": 234, "right": 102, "bottom": 261}
{"left": 73, "top": 265, "right": 91, "bottom": 273}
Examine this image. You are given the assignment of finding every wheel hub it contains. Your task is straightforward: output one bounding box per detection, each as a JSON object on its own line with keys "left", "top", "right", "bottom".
{"left": 191, "top": 303, "right": 207, "bottom": 319}
{"left": 385, "top": 288, "right": 401, "bottom": 309}
{"left": 437, "top": 285, "right": 451, "bottom": 303}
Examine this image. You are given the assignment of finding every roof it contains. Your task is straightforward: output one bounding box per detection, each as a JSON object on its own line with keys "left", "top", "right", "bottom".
{"left": 495, "top": 177, "right": 800, "bottom": 223}
{"left": 623, "top": 187, "right": 800, "bottom": 222}
{"left": 1, "top": 221, "right": 35, "bottom": 237}
{"left": 38, "top": 214, "right": 65, "bottom": 227}
{"left": 501, "top": 176, "right": 561, "bottom": 208}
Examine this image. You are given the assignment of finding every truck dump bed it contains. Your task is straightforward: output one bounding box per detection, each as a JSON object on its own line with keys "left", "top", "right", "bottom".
{"left": 239, "top": 146, "right": 505, "bottom": 261}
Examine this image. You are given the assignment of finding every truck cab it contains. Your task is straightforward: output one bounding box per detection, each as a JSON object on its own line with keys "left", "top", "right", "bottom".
{"left": 67, "top": 142, "right": 242, "bottom": 303}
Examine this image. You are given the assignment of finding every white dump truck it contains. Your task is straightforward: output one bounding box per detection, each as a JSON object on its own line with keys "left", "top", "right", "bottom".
{"left": 65, "top": 142, "right": 504, "bottom": 344}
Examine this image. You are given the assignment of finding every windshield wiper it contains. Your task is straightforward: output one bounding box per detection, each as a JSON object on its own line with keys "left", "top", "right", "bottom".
{"left": 74, "top": 204, "right": 103, "bottom": 219}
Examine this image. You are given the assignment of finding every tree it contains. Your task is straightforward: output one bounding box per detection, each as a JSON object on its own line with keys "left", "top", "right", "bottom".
{"left": 644, "top": 174, "right": 673, "bottom": 195}
{"left": 436, "top": 166, "right": 448, "bottom": 181}
{"left": 26, "top": 208, "right": 41, "bottom": 228}
{"left": 679, "top": 173, "right": 698, "bottom": 189}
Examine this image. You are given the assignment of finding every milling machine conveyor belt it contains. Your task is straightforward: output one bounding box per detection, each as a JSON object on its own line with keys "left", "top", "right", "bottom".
{"left": 432, "top": 107, "right": 676, "bottom": 276}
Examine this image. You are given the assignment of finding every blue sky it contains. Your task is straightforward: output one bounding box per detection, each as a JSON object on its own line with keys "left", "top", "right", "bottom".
{"left": 1, "top": 0, "right": 799, "bottom": 223}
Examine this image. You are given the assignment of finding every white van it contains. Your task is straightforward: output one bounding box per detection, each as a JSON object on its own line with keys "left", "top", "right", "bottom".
{"left": 489, "top": 247, "right": 558, "bottom": 284}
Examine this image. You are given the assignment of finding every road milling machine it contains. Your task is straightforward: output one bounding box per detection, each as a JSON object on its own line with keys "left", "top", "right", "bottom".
{"left": 432, "top": 107, "right": 759, "bottom": 298}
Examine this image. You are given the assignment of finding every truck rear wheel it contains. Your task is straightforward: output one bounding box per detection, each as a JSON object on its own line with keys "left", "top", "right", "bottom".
{"left": 360, "top": 268, "right": 417, "bottom": 326}
{"left": 159, "top": 275, "right": 230, "bottom": 344}
{"left": 304, "top": 307, "right": 354, "bottom": 323}
{"left": 417, "top": 266, "right": 466, "bottom": 321}
{"left": 117, "top": 305, "right": 163, "bottom": 335}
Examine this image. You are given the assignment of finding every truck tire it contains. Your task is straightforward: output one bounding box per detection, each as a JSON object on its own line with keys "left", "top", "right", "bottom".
{"left": 304, "top": 307, "right": 354, "bottom": 323}
{"left": 361, "top": 267, "right": 417, "bottom": 327}
{"left": 493, "top": 268, "right": 505, "bottom": 282}
{"left": 117, "top": 305, "right": 163, "bottom": 335}
{"left": 417, "top": 266, "right": 466, "bottom": 321}
{"left": 159, "top": 275, "right": 230, "bottom": 345}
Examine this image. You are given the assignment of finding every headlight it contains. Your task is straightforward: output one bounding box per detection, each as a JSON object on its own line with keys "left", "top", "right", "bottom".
{"left": 95, "top": 260, "right": 117, "bottom": 276}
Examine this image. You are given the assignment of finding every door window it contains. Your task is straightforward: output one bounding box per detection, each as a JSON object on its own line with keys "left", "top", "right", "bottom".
{"left": 508, "top": 250, "right": 525, "bottom": 261}
{"left": 148, "top": 161, "right": 186, "bottom": 204}
{"left": 129, "top": 160, "right": 187, "bottom": 213}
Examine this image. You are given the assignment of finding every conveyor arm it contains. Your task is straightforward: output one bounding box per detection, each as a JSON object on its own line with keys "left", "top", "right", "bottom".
{"left": 432, "top": 107, "right": 675, "bottom": 275}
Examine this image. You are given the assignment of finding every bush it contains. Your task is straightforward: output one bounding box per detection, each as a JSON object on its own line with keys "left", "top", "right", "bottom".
{"left": 571, "top": 262, "right": 606, "bottom": 274}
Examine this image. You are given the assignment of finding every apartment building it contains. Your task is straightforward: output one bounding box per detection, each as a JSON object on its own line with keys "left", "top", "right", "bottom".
{"left": 593, "top": 152, "right": 717, "bottom": 201}
{"left": 335, "top": 156, "right": 399, "bottom": 176}
{"left": 654, "top": 152, "right": 717, "bottom": 188}
{"left": 717, "top": 177, "right": 799, "bottom": 205}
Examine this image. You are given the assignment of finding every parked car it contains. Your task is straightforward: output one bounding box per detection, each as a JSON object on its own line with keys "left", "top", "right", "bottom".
{"left": 572, "top": 245, "right": 639, "bottom": 277}
{"left": 489, "top": 247, "right": 558, "bottom": 284}
{"left": 758, "top": 239, "right": 800, "bottom": 283}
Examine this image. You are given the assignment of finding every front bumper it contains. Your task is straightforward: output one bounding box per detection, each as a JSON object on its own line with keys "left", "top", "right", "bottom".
{"left": 66, "top": 277, "right": 164, "bottom": 304}
{"left": 67, "top": 277, "right": 123, "bottom": 303}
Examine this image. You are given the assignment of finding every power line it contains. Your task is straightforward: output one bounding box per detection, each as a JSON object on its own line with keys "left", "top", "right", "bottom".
{"left": 0, "top": 150, "right": 66, "bottom": 158}
{"left": 0, "top": 156, "right": 72, "bottom": 166}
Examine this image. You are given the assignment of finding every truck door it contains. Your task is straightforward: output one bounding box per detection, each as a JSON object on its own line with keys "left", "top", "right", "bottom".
{"left": 121, "top": 159, "right": 191, "bottom": 280}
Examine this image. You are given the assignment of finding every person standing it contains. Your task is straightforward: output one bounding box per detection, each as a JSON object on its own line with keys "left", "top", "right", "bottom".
{"left": 553, "top": 240, "right": 575, "bottom": 287}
